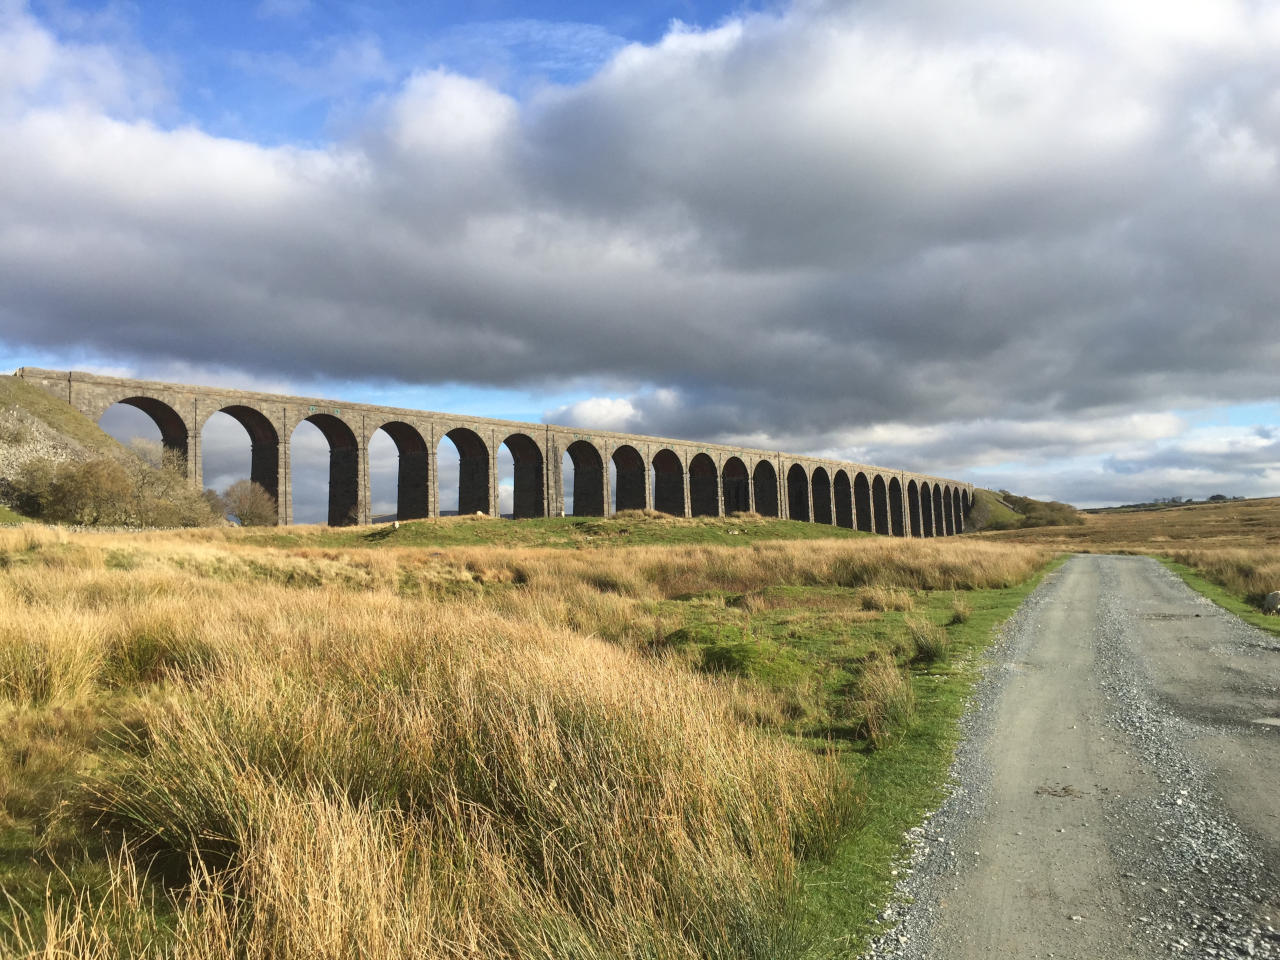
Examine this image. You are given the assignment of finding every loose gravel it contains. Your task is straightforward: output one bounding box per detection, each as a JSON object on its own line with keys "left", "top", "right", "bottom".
{"left": 860, "top": 555, "right": 1280, "bottom": 960}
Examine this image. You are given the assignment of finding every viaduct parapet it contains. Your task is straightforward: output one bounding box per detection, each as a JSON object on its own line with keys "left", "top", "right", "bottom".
{"left": 15, "top": 368, "right": 973, "bottom": 535}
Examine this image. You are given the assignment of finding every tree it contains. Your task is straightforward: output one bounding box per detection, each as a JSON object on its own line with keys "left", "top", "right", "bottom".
{"left": 221, "top": 479, "right": 278, "bottom": 526}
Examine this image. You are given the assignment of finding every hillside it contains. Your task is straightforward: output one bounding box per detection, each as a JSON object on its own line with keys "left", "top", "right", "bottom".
{"left": 250, "top": 511, "right": 871, "bottom": 549}
{"left": 0, "top": 374, "right": 127, "bottom": 480}
{"left": 0, "top": 376, "right": 219, "bottom": 526}
{"left": 966, "top": 487, "right": 1082, "bottom": 531}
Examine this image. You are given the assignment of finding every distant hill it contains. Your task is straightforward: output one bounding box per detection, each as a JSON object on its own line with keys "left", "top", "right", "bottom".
{"left": 967, "top": 488, "right": 1083, "bottom": 531}
{"left": 1085, "top": 496, "right": 1244, "bottom": 513}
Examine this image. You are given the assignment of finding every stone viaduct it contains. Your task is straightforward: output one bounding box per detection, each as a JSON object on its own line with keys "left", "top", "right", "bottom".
{"left": 16, "top": 368, "right": 973, "bottom": 535}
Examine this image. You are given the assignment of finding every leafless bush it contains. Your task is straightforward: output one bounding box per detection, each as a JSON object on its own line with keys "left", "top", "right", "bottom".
{"left": 220, "top": 480, "right": 277, "bottom": 527}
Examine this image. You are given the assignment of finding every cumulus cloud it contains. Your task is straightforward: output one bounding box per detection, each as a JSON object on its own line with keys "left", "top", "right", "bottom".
{"left": 546, "top": 396, "right": 641, "bottom": 432}
{"left": 0, "top": 1, "right": 168, "bottom": 117}
{"left": 3, "top": 0, "right": 1280, "bottom": 506}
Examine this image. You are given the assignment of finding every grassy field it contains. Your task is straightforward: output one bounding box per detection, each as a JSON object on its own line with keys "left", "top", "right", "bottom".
{"left": 0, "top": 520, "right": 1052, "bottom": 958}
{"left": 977, "top": 495, "right": 1280, "bottom": 630}
{"left": 978, "top": 494, "right": 1280, "bottom": 553}
{"left": 249, "top": 510, "right": 871, "bottom": 550}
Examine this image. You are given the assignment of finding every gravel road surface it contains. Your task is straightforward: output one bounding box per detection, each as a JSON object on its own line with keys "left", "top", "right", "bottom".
{"left": 864, "top": 554, "right": 1280, "bottom": 959}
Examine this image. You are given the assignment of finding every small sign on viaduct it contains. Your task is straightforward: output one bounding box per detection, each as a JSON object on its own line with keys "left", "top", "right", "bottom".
{"left": 16, "top": 367, "right": 973, "bottom": 535}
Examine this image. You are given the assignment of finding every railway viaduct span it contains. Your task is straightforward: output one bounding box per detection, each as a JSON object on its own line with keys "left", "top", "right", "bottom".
{"left": 16, "top": 368, "right": 973, "bottom": 535}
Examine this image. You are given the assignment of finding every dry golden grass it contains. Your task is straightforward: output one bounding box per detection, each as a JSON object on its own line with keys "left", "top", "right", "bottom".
{"left": 978, "top": 496, "right": 1280, "bottom": 553}
{"left": 947, "top": 594, "right": 972, "bottom": 625}
{"left": 976, "top": 496, "right": 1280, "bottom": 609}
{"left": 1160, "top": 548, "right": 1280, "bottom": 607}
{"left": 0, "top": 525, "right": 1052, "bottom": 958}
{"left": 853, "top": 585, "right": 915, "bottom": 612}
{"left": 843, "top": 653, "right": 915, "bottom": 750}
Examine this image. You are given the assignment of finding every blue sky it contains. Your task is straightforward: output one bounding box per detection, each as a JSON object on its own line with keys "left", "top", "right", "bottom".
{"left": 35, "top": 0, "right": 763, "bottom": 141}
{"left": 3, "top": 0, "right": 1279, "bottom": 518}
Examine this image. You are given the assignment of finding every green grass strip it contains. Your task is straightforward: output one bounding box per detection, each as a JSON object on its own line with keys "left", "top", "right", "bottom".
{"left": 246, "top": 515, "right": 871, "bottom": 550}
{"left": 1158, "top": 558, "right": 1280, "bottom": 638}
{"left": 794, "top": 556, "right": 1065, "bottom": 958}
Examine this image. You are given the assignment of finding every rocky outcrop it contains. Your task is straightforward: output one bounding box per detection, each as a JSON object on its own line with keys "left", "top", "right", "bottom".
{"left": 0, "top": 407, "right": 94, "bottom": 476}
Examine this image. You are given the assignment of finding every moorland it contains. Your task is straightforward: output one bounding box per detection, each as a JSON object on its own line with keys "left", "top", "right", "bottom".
{"left": 1, "top": 496, "right": 1277, "bottom": 958}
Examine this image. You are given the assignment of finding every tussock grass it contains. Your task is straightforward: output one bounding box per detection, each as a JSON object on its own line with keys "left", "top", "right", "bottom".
{"left": 843, "top": 654, "right": 915, "bottom": 750}
{"left": 905, "top": 616, "right": 949, "bottom": 665}
{"left": 948, "top": 593, "right": 972, "bottom": 625}
{"left": 1163, "top": 547, "right": 1280, "bottom": 609}
{"left": 0, "top": 524, "right": 1053, "bottom": 958}
{"left": 854, "top": 585, "right": 914, "bottom": 612}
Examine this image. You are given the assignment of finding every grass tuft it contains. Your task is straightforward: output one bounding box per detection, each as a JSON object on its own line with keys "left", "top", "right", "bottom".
{"left": 948, "top": 593, "right": 972, "bottom": 625}
{"left": 844, "top": 653, "right": 916, "bottom": 749}
{"left": 854, "top": 585, "right": 914, "bottom": 612}
{"left": 905, "top": 616, "right": 949, "bottom": 664}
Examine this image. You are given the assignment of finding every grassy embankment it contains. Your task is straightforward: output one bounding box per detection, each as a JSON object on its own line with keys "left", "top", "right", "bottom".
{"left": 0, "top": 519, "right": 1052, "bottom": 958}
{"left": 0, "top": 377, "right": 127, "bottom": 460}
{"left": 249, "top": 510, "right": 869, "bottom": 550}
{"left": 967, "top": 488, "right": 1081, "bottom": 531}
{"left": 980, "top": 495, "right": 1280, "bottom": 635}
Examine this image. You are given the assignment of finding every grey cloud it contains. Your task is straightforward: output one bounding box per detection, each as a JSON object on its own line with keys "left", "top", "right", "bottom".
{"left": 4, "top": 1, "right": 1280, "bottom": 508}
{"left": 1103, "top": 439, "right": 1280, "bottom": 478}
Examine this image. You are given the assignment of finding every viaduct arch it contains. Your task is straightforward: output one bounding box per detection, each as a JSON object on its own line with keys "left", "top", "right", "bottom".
{"left": 16, "top": 368, "right": 973, "bottom": 533}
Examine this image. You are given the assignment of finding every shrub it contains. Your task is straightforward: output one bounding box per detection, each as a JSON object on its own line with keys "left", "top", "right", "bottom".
{"left": 999, "top": 491, "right": 1084, "bottom": 528}
{"left": 0, "top": 416, "right": 31, "bottom": 446}
{"left": 10, "top": 457, "right": 58, "bottom": 518}
{"left": 48, "top": 458, "right": 135, "bottom": 525}
{"left": 6, "top": 455, "right": 219, "bottom": 528}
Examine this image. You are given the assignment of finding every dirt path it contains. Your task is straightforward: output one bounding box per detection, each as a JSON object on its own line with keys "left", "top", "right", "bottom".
{"left": 865, "top": 554, "right": 1280, "bottom": 959}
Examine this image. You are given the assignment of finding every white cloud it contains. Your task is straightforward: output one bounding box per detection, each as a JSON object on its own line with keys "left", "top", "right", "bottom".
{"left": 388, "top": 69, "right": 516, "bottom": 157}
{"left": 0, "top": 2, "right": 168, "bottom": 117}
{"left": 546, "top": 396, "right": 640, "bottom": 432}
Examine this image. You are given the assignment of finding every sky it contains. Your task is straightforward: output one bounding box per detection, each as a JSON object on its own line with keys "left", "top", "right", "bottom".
{"left": 3, "top": 0, "right": 1279, "bottom": 520}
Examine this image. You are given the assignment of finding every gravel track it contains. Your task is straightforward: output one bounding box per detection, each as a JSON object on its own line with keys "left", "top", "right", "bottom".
{"left": 861, "top": 554, "right": 1280, "bottom": 960}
